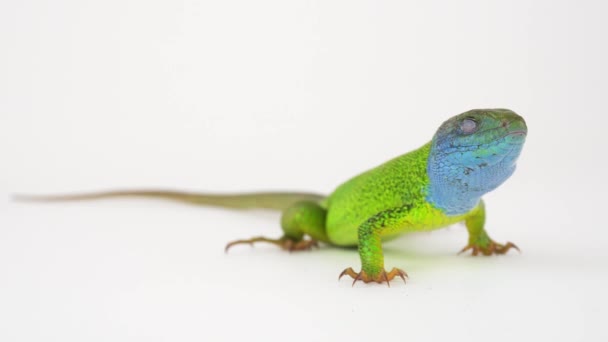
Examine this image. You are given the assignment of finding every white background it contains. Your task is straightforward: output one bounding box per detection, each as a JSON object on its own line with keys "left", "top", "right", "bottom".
{"left": 1, "top": 0, "right": 607, "bottom": 341}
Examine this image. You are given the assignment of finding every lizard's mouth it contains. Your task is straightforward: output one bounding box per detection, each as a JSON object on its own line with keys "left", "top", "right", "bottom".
{"left": 507, "top": 130, "right": 527, "bottom": 136}
{"left": 506, "top": 130, "right": 528, "bottom": 141}
{"left": 504, "top": 130, "right": 527, "bottom": 145}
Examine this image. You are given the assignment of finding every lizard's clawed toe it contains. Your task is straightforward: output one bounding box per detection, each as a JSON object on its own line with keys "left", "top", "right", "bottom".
{"left": 283, "top": 238, "right": 319, "bottom": 252}
{"left": 339, "top": 267, "right": 408, "bottom": 287}
{"left": 459, "top": 240, "right": 520, "bottom": 256}
{"left": 225, "top": 236, "right": 319, "bottom": 253}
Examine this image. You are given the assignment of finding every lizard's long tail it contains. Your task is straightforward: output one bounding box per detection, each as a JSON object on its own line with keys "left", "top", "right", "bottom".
{"left": 12, "top": 190, "right": 326, "bottom": 211}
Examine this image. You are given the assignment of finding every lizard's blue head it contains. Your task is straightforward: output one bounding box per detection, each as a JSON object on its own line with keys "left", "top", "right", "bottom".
{"left": 427, "top": 109, "right": 527, "bottom": 215}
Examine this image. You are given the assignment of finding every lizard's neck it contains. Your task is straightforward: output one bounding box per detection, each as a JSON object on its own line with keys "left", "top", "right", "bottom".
{"left": 425, "top": 142, "right": 517, "bottom": 216}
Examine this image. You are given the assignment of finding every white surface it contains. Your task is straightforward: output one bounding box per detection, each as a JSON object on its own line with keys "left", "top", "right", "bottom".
{"left": 1, "top": 0, "right": 607, "bottom": 341}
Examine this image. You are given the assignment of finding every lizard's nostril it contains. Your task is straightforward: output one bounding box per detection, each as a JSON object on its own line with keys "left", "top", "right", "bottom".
{"left": 501, "top": 120, "right": 508, "bottom": 128}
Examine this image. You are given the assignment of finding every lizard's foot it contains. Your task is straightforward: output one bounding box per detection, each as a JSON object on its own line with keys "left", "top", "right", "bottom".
{"left": 225, "top": 236, "right": 319, "bottom": 253}
{"left": 338, "top": 267, "right": 408, "bottom": 287}
{"left": 458, "top": 240, "right": 520, "bottom": 256}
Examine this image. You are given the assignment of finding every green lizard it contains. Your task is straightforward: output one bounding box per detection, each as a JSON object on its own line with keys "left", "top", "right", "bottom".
{"left": 17, "top": 109, "right": 527, "bottom": 285}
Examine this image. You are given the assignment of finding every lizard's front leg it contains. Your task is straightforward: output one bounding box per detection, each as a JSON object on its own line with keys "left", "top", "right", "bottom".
{"left": 339, "top": 206, "right": 410, "bottom": 286}
{"left": 459, "top": 200, "right": 519, "bottom": 256}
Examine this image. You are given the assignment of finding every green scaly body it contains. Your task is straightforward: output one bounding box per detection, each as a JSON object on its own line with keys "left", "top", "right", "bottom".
{"left": 324, "top": 143, "right": 469, "bottom": 246}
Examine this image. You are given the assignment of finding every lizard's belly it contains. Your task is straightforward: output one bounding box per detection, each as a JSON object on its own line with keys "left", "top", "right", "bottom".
{"left": 325, "top": 202, "right": 469, "bottom": 247}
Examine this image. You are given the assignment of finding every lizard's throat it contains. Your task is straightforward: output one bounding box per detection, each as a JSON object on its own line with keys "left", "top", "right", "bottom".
{"left": 425, "top": 145, "right": 519, "bottom": 216}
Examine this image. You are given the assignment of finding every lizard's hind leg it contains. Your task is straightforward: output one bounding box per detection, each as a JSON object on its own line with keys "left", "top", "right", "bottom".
{"left": 225, "top": 201, "right": 329, "bottom": 252}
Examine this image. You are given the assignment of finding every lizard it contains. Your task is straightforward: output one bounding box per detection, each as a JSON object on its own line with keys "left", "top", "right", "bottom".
{"left": 15, "top": 108, "right": 527, "bottom": 286}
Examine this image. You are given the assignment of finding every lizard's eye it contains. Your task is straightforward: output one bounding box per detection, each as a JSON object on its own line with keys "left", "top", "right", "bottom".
{"left": 460, "top": 118, "right": 478, "bottom": 134}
